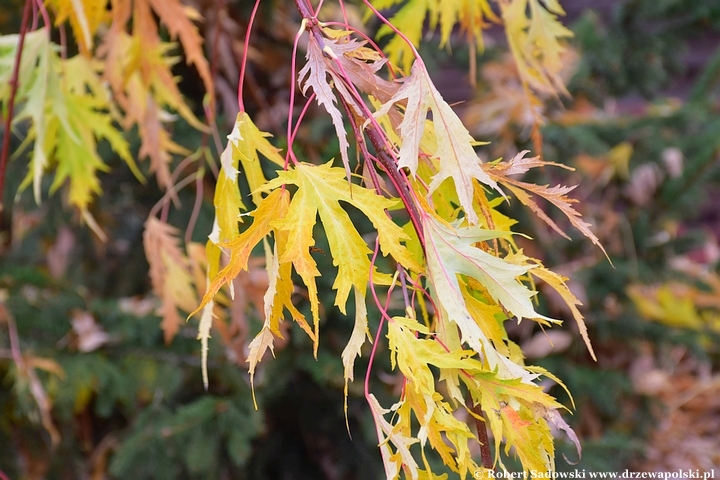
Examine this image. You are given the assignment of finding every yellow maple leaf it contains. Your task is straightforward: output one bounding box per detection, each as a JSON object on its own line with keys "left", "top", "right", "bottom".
{"left": 505, "top": 250, "right": 596, "bottom": 360}
{"left": 340, "top": 286, "right": 370, "bottom": 407}
{"left": 194, "top": 188, "right": 290, "bottom": 317}
{"left": 499, "top": 403, "right": 554, "bottom": 471}
{"left": 246, "top": 237, "right": 312, "bottom": 396}
{"left": 439, "top": 0, "right": 498, "bottom": 51}
{"left": 196, "top": 299, "right": 214, "bottom": 390}
{"left": 367, "top": 394, "right": 420, "bottom": 480}
{"left": 372, "top": 0, "right": 497, "bottom": 74}
{"left": 211, "top": 112, "right": 285, "bottom": 244}
{"left": 261, "top": 162, "right": 418, "bottom": 316}
{"left": 374, "top": 0, "right": 434, "bottom": 73}
{"left": 471, "top": 371, "right": 564, "bottom": 472}
{"left": 628, "top": 284, "right": 705, "bottom": 330}
{"left": 209, "top": 114, "right": 246, "bottom": 243}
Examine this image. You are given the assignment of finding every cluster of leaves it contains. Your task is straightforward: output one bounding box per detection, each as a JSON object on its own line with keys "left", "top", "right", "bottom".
{"left": 0, "top": 0, "right": 600, "bottom": 477}
{"left": 188, "top": 0, "right": 604, "bottom": 477}
{"left": 0, "top": 0, "right": 213, "bottom": 233}
{"left": 4, "top": 0, "right": 718, "bottom": 478}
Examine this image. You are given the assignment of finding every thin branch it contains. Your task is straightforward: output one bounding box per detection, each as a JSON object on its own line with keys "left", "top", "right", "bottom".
{"left": 285, "top": 18, "right": 309, "bottom": 167}
{"left": 0, "top": 0, "right": 33, "bottom": 212}
{"left": 365, "top": 237, "right": 396, "bottom": 399}
{"left": 151, "top": 152, "right": 202, "bottom": 221}
{"left": 360, "top": 0, "right": 423, "bottom": 66}
{"left": 285, "top": 92, "right": 316, "bottom": 168}
{"left": 34, "top": 0, "right": 51, "bottom": 31}
{"left": 466, "top": 394, "right": 494, "bottom": 469}
{"left": 364, "top": 125, "right": 424, "bottom": 245}
{"left": 237, "top": 0, "right": 263, "bottom": 112}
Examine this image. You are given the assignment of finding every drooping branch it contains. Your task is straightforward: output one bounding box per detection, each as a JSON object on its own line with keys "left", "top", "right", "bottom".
{"left": 292, "top": 0, "right": 425, "bottom": 246}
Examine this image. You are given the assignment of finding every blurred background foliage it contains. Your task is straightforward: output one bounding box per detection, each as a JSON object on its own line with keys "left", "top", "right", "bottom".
{"left": 1, "top": 0, "right": 720, "bottom": 478}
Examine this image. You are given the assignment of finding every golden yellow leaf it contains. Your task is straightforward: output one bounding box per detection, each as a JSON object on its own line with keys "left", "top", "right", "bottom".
{"left": 367, "top": 394, "right": 420, "bottom": 480}
{"left": 194, "top": 188, "right": 290, "bottom": 317}
{"left": 500, "top": 0, "right": 573, "bottom": 98}
{"left": 262, "top": 162, "right": 418, "bottom": 315}
{"left": 233, "top": 112, "right": 285, "bottom": 206}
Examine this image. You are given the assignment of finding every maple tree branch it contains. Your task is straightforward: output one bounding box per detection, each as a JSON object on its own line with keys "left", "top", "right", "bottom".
{"left": 466, "top": 394, "right": 494, "bottom": 469}
{"left": 364, "top": 125, "right": 425, "bottom": 245}
{"left": 0, "top": 303, "right": 24, "bottom": 375}
{"left": 34, "top": 0, "right": 51, "bottom": 32}
{"left": 292, "top": 0, "right": 425, "bottom": 245}
{"left": 0, "top": 0, "right": 33, "bottom": 213}
{"left": 335, "top": 0, "right": 349, "bottom": 25}
{"left": 294, "top": 0, "right": 328, "bottom": 53}
{"left": 152, "top": 153, "right": 201, "bottom": 221}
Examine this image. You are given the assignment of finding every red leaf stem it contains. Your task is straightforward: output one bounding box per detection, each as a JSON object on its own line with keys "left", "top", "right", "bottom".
{"left": 0, "top": 0, "right": 33, "bottom": 214}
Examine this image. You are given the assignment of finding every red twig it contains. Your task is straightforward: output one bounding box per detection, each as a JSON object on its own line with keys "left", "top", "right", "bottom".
{"left": 0, "top": 0, "right": 33, "bottom": 212}
{"left": 467, "top": 394, "right": 494, "bottom": 469}
{"left": 360, "top": 0, "right": 422, "bottom": 66}
{"left": 34, "top": 0, "right": 51, "bottom": 31}
{"left": 294, "top": 0, "right": 329, "bottom": 55}
{"left": 237, "top": 0, "right": 262, "bottom": 112}
{"left": 336, "top": 0, "right": 349, "bottom": 25}
{"left": 365, "top": 237, "right": 397, "bottom": 398}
